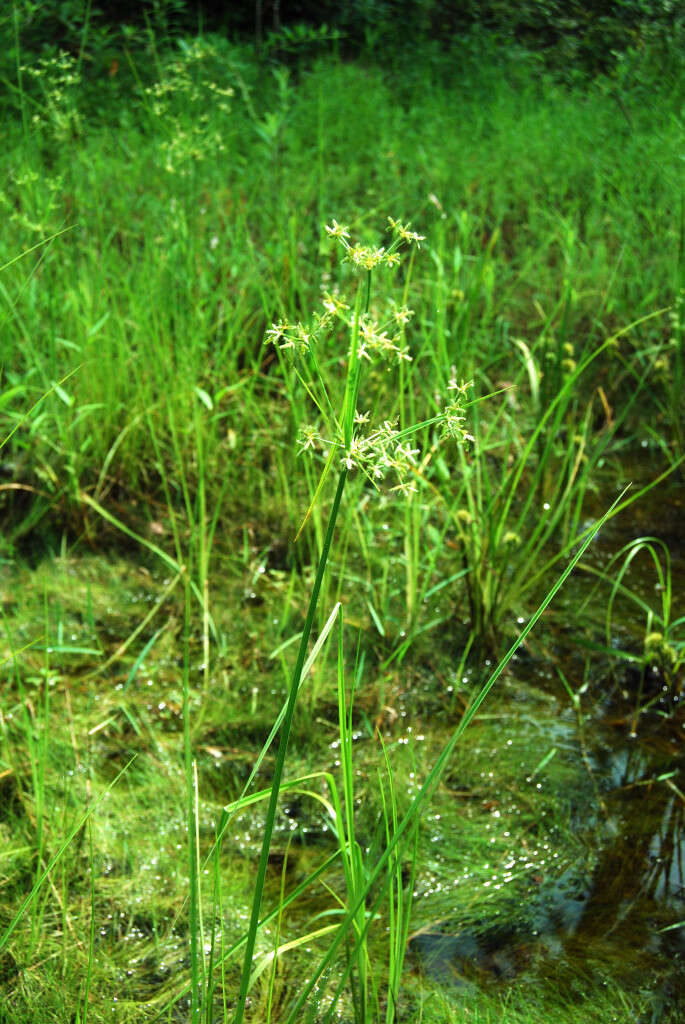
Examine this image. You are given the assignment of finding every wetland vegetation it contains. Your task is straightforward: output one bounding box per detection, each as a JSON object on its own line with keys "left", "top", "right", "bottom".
{"left": 0, "top": 2, "right": 684, "bottom": 1021}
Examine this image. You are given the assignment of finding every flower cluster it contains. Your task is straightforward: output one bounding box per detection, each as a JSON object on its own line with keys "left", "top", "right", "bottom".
{"left": 442, "top": 375, "right": 475, "bottom": 447}
{"left": 265, "top": 216, "right": 474, "bottom": 498}
{"left": 356, "top": 312, "right": 412, "bottom": 365}
{"left": 325, "top": 216, "right": 425, "bottom": 272}
{"left": 143, "top": 38, "right": 234, "bottom": 175}
{"left": 22, "top": 50, "right": 83, "bottom": 140}
{"left": 266, "top": 297, "right": 412, "bottom": 369}
{"left": 297, "top": 417, "right": 420, "bottom": 494}
{"left": 1, "top": 168, "right": 65, "bottom": 237}
{"left": 387, "top": 217, "right": 425, "bottom": 248}
{"left": 265, "top": 305, "right": 336, "bottom": 357}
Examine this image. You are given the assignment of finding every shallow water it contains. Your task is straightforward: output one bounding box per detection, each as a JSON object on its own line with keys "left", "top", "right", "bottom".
{"left": 409, "top": 468, "right": 685, "bottom": 1020}
{"left": 411, "top": 711, "right": 684, "bottom": 1011}
{"left": 1, "top": 462, "right": 683, "bottom": 1021}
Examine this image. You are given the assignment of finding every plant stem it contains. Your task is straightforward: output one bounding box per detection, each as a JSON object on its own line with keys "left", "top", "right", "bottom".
{"left": 233, "top": 466, "right": 348, "bottom": 1024}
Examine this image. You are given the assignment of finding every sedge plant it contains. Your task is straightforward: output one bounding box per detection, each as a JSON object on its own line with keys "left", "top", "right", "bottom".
{"left": 275, "top": 482, "right": 626, "bottom": 1024}
{"left": 421, "top": 307, "right": 675, "bottom": 659}
{"left": 230, "top": 215, "right": 472, "bottom": 1024}
{"left": 579, "top": 534, "right": 684, "bottom": 727}
{"left": 225, "top": 215, "right": 622, "bottom": 1022}
{"left": 207, "top": 607, "right": 417, "bottom": 1024}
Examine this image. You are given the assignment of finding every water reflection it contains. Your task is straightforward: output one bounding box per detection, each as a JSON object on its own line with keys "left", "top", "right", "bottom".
{"left": 411, "top": 717, "right": 684, "bottom": 1017}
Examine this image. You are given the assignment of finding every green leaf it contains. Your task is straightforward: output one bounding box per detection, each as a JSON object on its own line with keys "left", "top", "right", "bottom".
{"left": 194, "top": 386, "right": 213, "bottom": 410}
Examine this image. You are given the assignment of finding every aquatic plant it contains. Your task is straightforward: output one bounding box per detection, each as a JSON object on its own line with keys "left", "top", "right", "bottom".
{"left": 229, "top": 215, "right": 444, "bottom": 1024}
{"left": 581, "top": 535, "right": 684, "bottom": 729}
{"left": 192, "top": 217, "right": 621, "bottom": 1024}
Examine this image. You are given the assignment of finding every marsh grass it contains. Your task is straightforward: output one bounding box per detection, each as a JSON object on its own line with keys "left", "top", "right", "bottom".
{"left": 2, "top": 37, "right": 682, "bottom": 552}
{"left": 577, "top": 535, "right": 685, "bottom": 722}
{"left": 2, "top": 20, "right": 685, "bottom": 1024}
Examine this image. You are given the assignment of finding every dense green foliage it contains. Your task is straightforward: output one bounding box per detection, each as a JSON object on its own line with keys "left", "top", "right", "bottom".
{"left": 3, "top": 0, "right": 684, "bottom": 89}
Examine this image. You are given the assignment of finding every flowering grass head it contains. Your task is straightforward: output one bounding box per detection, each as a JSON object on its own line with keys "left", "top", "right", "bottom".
{"left": 263, "top": 215, "right": 477, "bottom": 541}
{"left": 325, "top": 216, "right": 424, "bottom": 271}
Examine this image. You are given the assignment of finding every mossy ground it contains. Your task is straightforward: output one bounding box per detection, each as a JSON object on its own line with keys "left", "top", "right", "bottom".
{"left": 1, "top": 548, "right": 682, "bottom": 1022}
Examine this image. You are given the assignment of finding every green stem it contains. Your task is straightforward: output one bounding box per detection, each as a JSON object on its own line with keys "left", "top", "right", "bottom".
{"left": 183, "top": 583, "right": 200, "bottom": 1020}
{"left": 233, "top": 466, "right": 348, "bottom": 1024}
{"left": 285, "top": 490, "right": 626, "bottom": 1024}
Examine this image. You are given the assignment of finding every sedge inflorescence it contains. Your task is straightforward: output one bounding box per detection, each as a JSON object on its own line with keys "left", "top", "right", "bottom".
{"left": 266, "top": 216, "right": 472, "bottom": 494}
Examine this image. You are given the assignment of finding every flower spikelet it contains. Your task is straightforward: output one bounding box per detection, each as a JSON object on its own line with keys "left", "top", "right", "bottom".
{"left": 388, "top": 217, "right": 425, "bottom": 248}
{"left": 442, "top": 376, "right": 474, "bottom": 446}
{"left": 325, "top": 220, "right": 351, "bottom": 241}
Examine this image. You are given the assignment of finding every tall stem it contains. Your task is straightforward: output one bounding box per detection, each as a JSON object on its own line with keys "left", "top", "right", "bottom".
{"left": 233, "top": 467, "right": 348, "bottom": 1024}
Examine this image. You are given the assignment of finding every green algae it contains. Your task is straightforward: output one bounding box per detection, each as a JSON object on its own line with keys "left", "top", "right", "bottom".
{"left": 0, "top": 509, "right": 683, "bottom": 1024}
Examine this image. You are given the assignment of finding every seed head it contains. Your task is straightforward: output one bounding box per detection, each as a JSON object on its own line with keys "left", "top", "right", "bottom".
{"left": 387, "top": 217, "right": 425, "bottom": 248}
{"left": 325, "top": 220, "right": 351, "bottom": 241}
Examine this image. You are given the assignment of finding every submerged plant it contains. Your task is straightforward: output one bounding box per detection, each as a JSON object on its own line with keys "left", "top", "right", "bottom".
{"left": 580, "top": 535, "right": 684, "bottom": 729}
